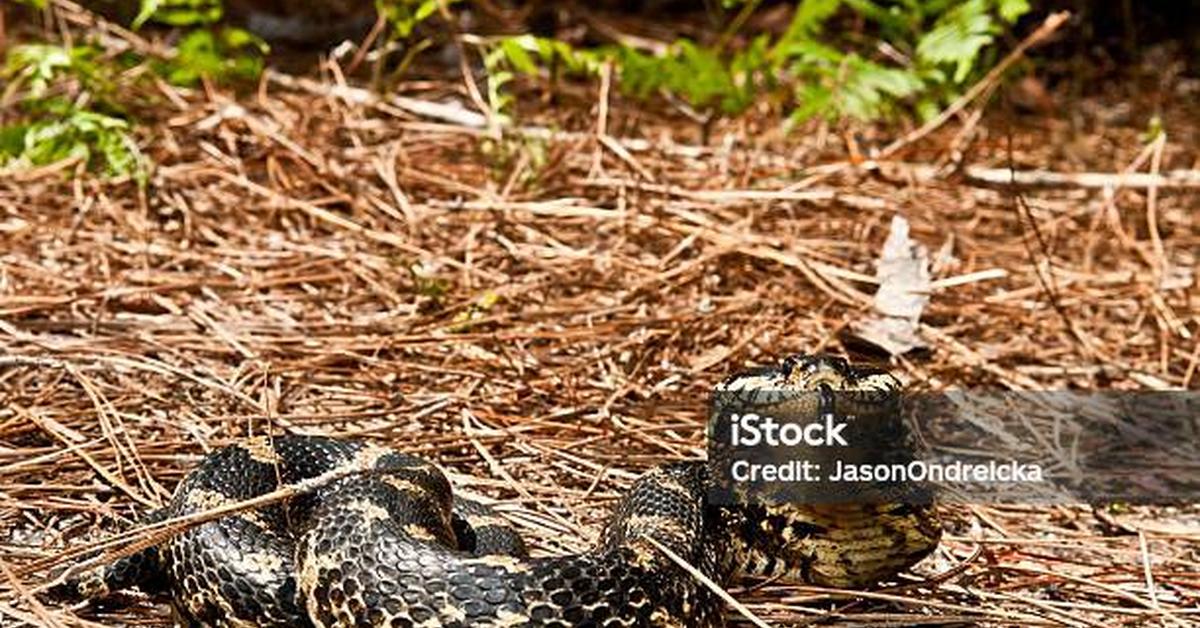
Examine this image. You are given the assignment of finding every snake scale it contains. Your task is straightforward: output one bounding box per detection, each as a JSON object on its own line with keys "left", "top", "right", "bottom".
{"left": 58, "top": 354, "right": 942, "bottom": 627}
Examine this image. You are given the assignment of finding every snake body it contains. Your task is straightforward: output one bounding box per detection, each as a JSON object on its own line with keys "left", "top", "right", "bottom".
{"left": 62, "top": 354, "right": 942, "bottom": 627}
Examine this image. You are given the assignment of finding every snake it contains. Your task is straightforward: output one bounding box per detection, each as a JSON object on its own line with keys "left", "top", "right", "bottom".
{"left": 56, "top": 354, "right": 942, "bottom": 627}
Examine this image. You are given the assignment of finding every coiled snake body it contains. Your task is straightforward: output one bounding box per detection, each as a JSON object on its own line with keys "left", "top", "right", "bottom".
{"left": 62, "top": 355, "right": 941, "bottom": 627}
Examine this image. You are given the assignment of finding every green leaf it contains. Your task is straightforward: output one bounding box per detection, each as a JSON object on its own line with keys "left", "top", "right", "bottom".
{"left": 134, "top": 0, "right": 221, "bottom": 28}
{"left": 854, "top": 59, "right": 923, "bottom": 98}
{"left": 485, "top": 34, "right": 605, "bottom": 122}
{"left": 403, "top": 0, "right": 1032, "bottom": 127}
{"left": 996, "top": 0, "right": 1030, "bottom": 23}
{"left": 1141, "top": 116, "right": 1165, "bottom": 143}
{"left": 132, "top": 0, "right": 160, "bottom": 29}
{"left": 791, "top": 83, "right": 834, "bottom": 123}
{"left": 773, "top": 38, "right": 842, "bottom": 63}
{"left": 782, "top": 0, "right": 843, "bottom": 42}
{"left": 5, "top": 45, "right": 74, "bottom": 97}
{"left": 842, "top": 0, "right": 911, "bottom": 35}
{"left": 916, "top": 0, "right": 996, "bottom": 83}
{"left": 377, "top": 0, "right": 456, "bottom": 39}
{"left": 160, "top": 28, "right": 265, "bottom": 86}
{"left": 0, "top": 124, "right": 31, "bottom": 157}
{"left": 1, "top": 107, "right": 146, "bottom": 184}
{"left": 221, "top": 27, "right": 270, "bottom": 54}
{"left": 915, "top": 97, "right": 941, "bottom": 122}
{"left": 500, "top": 37, "right": 539, "bottom": 76}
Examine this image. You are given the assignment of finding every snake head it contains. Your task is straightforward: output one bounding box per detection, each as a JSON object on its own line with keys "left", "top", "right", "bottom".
{"left": 713, "top": 354, "right": 900, "bottom": 418}
{"left": 781, "top": 354, "right": 902, "bottom": 417}
{"left": 711, "top": 355, "right": 934, "bottom": 587}
{"left": 716, "top": 354, "right": 898, "bottom": 393}
{"left": 779, "top": 354, "right": 897, "bottom": 392}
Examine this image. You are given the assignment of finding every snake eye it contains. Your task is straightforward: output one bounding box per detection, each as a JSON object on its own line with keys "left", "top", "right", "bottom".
{"left": 780, "top": 354, "right": 808, "bottom": 375}
{"left": 783, "top": 354, "right": 853, "bottom": 390}
{"left": 781, "top": 353, "right": 844, "bottom": 374}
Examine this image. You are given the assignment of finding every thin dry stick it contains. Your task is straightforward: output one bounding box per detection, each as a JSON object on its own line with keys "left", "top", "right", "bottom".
{"left": 0, "top": 555, "right": 64, "bottom": 628}
{"left": 25, "top": 450, "right": 388, "bottom": 582}
{"left": 591, "top": 61, "right": 613, "bottom": 178}
{"left": 1139, "top": 531, "right": 1160, "bottom": 609}
{"left": 1007, "top": 129, "right": 1103, "bottom": 363}
{"left": 344, "top": 11, "right": 389, "bottom": 76}
{"left": 956, "top": 165, "right": 1200, "bottom": 189}
{"left": 435, "top": 2, "right": 495, "bottom": 136}
{"left": 780, "top": 585, "right": 1070, "bottom": 625}
{"left": 959, "top": 588, "right": 1118, "bottom": 628}
{"left": 0, "top": 354, "right": 262, "bottom": 412}
{"left": 1145, "top": 132, "right": 1168, "bottom": 280}
{"left": 995, "top": 565, "right": 1171, "bottom": 614}
{"left": 65, "top": 362, "right": 166, "bottom": 502}
{"left": 643, "top": 536, "right": 774, "bottom": 628}
{"left": 11, "top": 404, "right": 157, "bottom": 508}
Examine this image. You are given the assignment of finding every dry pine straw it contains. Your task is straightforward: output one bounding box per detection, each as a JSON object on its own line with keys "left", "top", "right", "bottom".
{"left": 1, "top": 20, "right": 1199, "bottom": 628}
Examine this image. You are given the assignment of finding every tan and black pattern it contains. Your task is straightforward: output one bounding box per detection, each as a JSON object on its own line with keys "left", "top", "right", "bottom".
{"left": 58, "top": 354, "right": 941, "bottom": 627}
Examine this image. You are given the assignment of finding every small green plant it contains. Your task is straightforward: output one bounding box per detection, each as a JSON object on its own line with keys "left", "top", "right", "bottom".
{"left": 0, "top": 102, "right": 147, "bottom": 184}
{"left": 376, "top": 0, "right": 455, "bottom": 39}
{"left": 5, "top": 44, "right": 73, "bottom": 97}
{"left": 134, "top": 0, "right": 266, "bottom": 86}
{"left": 1, "top": 44, "right": 147, "bottom": 183}
{"left": 134, "top": 0, "right": 222, "bottom": 28}
{"left": 3, "top": 44, "right": 105, "bottom": 100}
{"left": 159, "top": 27, "right": 268, "bottom": 86}
{"left": 783, "top": 0, "right": 1032, "bottom": 121}
{"left": 450, "top": 291, "right": 500, "bottom": 332}
{"left": 408, "top": 263, "right": 449, "bottom": 300}
{"left": 480, "top": 35, "right": 604, "bottom": 126}
{"left": 616, "top": 36, "right": 771, "bottom": 115}
{"left": 483, "top": 0, "right": 1033, "bottom": 124}
{"left": 1141, "top": 115, "right": 1165, "bottom": 143}
{"left": 2, "top": 0, "right": 272, "bottom": 183}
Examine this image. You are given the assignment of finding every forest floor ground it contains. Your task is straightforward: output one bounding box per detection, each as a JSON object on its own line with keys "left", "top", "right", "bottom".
{"left": 1, "top": 5, "right": 1198, "bottom": 626}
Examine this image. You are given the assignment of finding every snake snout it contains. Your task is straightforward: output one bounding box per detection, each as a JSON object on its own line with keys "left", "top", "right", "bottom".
{"left": 781, "top": 353, "right": 855, "bottom": 390}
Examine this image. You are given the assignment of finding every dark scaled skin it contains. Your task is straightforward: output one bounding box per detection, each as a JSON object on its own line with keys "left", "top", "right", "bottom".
{"left": 62, "top": 437, "right": 721, "bottom": 627}
{"left": 58, "top": 354, "right": 942, "bottom": 627}
{"left": 298, "top": 458, "right": 719, "bottom": 627}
